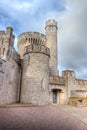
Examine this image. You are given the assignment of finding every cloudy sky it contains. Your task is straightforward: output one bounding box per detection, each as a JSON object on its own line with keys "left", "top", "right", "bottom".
{"left": 0, "top": 0, "right": 87, "bottom": 79}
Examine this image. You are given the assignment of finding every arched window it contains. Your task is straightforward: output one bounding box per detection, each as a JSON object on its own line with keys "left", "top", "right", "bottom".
{"left": 40, "top": 40, "right": 42, "bottom": 45}
{"left": 31, "top": 38, "right": 32, "bottom": 44}
{"left": 33, "top": 38, "right": 35, "bottom": 44}
{"left": 29, "top": 38, "right": 30, "bottom": 43}
{"left": 36, "top": 39, "right": 37, "bottom": 44}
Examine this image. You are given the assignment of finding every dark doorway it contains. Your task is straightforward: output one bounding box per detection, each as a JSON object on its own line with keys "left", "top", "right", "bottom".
{"left": 53, "top": 90, "right": 57, "bottom": 103}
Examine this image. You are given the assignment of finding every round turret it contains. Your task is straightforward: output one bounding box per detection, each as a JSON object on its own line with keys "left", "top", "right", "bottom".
{"left": 17, "top": 32, "right": 46, "bottom": 59}
{"left": 45, "top": 19, "right": 58, "bottom": 30}
{"left": 20, "top": 44, "right": 50, "bottom": 105}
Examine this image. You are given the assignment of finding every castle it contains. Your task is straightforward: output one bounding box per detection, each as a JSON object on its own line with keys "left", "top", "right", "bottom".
{"left": 0, "top": 19, "right": 87, "bottom": 106}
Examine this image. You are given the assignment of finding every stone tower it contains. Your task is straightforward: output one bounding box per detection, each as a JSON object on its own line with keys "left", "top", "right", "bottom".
{"left": 0, "top": 27, "right": 20, "bottom": 105}
{"left": 19, "top": 32, "right": 50, "bottom": 105}
{"left": 0, "top": 27, "right": 14, "bottom": 60}
{"left": 17, "top": 32, "right": 46, "bottom": 59}
{"left": 45, "top": 19, "right": 58, "bottom": 76}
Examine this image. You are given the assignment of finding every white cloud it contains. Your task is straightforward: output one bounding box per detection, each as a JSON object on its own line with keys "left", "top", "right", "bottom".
{"left": 0, "top": 0, "right": 87, "bottom": 79}
{"left": 0, "top": 0, "right": 32, "bottom": 12}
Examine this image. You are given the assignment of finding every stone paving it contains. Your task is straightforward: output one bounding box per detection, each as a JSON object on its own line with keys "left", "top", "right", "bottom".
{"left": 0, "top": 105, "right": 87, "bottom": 130}
{"left": 58, "top": 105, "right": 87, "bottom": 125}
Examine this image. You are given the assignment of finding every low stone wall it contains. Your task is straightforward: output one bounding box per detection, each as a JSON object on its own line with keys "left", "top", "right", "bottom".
{"left": 49, "top": 76, "right": 65, "bottom": 86}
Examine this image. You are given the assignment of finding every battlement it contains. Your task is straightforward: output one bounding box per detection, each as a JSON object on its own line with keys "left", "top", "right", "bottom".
{"left": 0, "top": 27, "right": 14, "bottom": 39}
{"left": 62, "top": 70, "right": 75, "bottom": 78}
{"left": 18, "top": 32, "right": 46, "bottom": 46}
{"left": 6, "top": 27, "right": 13, "bottom": 34}
{"left": 45, "top": 19, "right": 57, "bottom": 29}
{"left": 24, "top": 44, "right": 50, "bottom": 57}
{"left": 0, "top": 27, "right": 15, "bottom": 60}
{"left": 49, "top": 76, "right": 65, "bottom": 85}
{"left": 76, "top": 79, "right": 87, "bottom": 86}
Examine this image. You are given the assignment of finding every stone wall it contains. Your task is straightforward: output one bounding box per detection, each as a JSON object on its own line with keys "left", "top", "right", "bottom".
{"left": 20, "top": 44, "right": 50, "bottom": 105}
{"left": 49, "top": 76, "right": 67, "bottom": 104}
{"left": 49, "top": 70, "right": 87, "bottom": 105}
{"left": 0, "top": 59, "right": 21, "bottom": 105}
{"left": 0, "top": 27, "right": 21, "bottom": 105}
{"left": 12, "top": 49, "right": 20, "bottom": 65}
{"left": 49, "top": 76, "right": 65, "bottom": 86}
{"left": 62, "top": 70, "right": 87, "bottom": 101}
{"left": 75, "top": 79, "right": 87, "bottom": 91}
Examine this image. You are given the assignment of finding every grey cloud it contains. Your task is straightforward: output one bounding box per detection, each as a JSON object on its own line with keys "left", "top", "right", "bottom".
{"left": 58, "top": 0, "right": 87, "bottom": 79}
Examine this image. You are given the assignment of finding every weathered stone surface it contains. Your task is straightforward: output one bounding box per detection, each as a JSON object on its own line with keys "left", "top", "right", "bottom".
{"left": 0, "top": 20, "right": 87, "bottom": 106}
{"left": 45, "top": 19, "right": 58, "bottom": 76}
{"left": 0, "top": 59, "right": 20, "bottom": 105}
{"left": 0, "top": 27, "right": 21, "bottom": 105}
{"left": 17, "top": 32, "right": 46, "bottom": 59}
{"left": 20, "top": 44, "right": 50, "bottom": 105}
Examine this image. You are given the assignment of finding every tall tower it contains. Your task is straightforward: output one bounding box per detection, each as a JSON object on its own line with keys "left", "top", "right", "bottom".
{"left": 45, "top": 19, "right": 58, "bottom": 76}
{"left": 20, "top": 32, "right": 50, "bottom": 105}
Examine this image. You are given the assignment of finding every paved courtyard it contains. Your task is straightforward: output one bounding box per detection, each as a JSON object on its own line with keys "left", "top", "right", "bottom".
{"left": 58, "top": 105, "right": 87, "bottom": 125}
{"left": 0, "top": 105, "right": 87, "bottom": 130}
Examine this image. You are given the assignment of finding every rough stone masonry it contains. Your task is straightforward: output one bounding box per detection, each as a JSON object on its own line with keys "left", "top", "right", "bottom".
{"left": 0, "top": 19, "right": 87, "bottom": 106}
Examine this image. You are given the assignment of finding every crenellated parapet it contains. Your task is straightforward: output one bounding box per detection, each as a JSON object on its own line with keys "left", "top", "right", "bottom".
{"left": 24, "top": 44, "right": 50, "bottom": 57}
{"left": 45, "top": 19, "right": 58, "bottom": 30}
{"left": 75, "top": 79, "right": 87, "bottom": 88}
{"left": 49, "top": 76, "right": 65, "bottom": 86}
{"left": 0, "top": 27, "right": 14, "bottom": 40}
{"left": 62, "top": 70, "right": 75, "bottom": 78}
{"left": 17, "top": 32, "right": 46, "bottom": 59}
{"left": 0, "top": 27, "right": 15, "bottom": 60}
{"left": 18, "top": 32, "right": 46, "bottom": 45}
